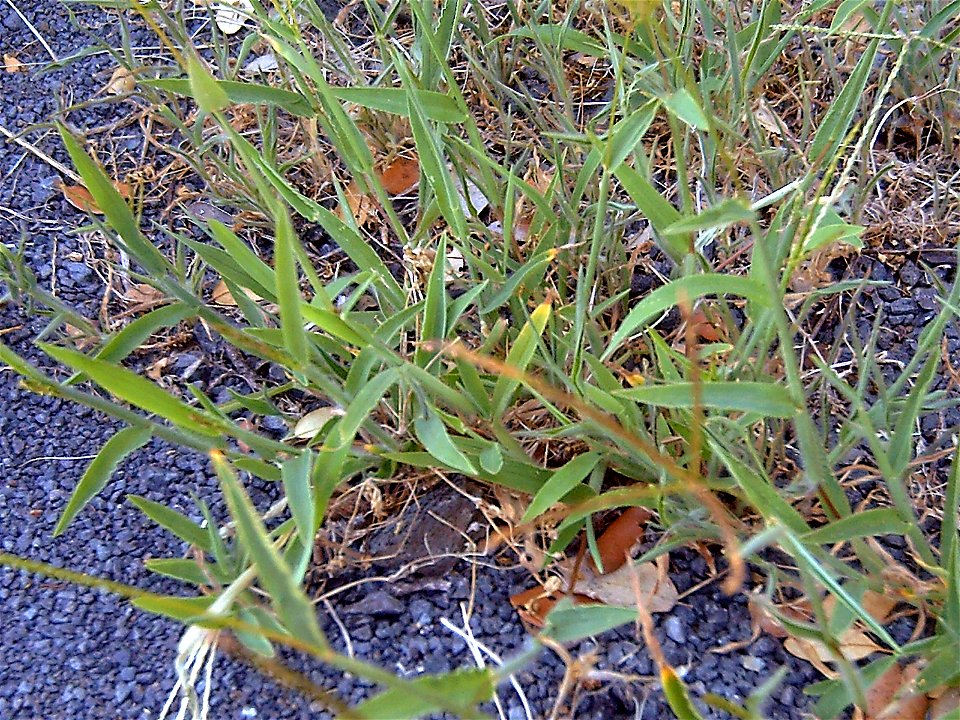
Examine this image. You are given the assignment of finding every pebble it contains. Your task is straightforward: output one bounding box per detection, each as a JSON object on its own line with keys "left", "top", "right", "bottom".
{"left": 741, "top": 655, "right": 766, "bottom": 672}
{"left": 341, "top": 590, "right": 404, "bottom": 618}
{"left": 664, "top": 616, "right": 686, "bottom": 644}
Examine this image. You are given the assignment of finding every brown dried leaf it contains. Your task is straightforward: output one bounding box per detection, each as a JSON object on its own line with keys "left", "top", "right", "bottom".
{"left": 379, "top": 156, "right": 420, "bottom": 195}
{"left": 61, "top": 184, "right": 102, "bottom": 214}
{"left": 930, "top": 686, "right": 960, "bottom": 720}
{"left": 146, "top": 356, "right": 170, "bottom": 381}
{"left": 783, "top": 637, "right": 839, "bottom": 678}
{"left": 867, "top": 663, "right": 903, "bottom": 719}
{"left": 509, "top": 584, "right": 596, "bottom": 628}
{"left": 783, "top": 626, "right": 881, "bottom": 677}
{"left": 342, "top": 181, "right": 371, "bottom": 226}
{"left": 748, "top": 596, "right": 790, "bottom": 638}
{"left": 687, "top": 307, "right": 724, "bottom": 343}
{"left": 211, "top": 278, "right": 237, "bottom": 306}
{"left": 567, "top": 559, "right": 678, "bottom": 613}
{"left": 592, "top": 506, "right": 651, "bottom": 574}
{"left": 879, "top": 662, "right": 929, "bottom": 720}
{"left": 124, "top": 283, "right": 165, "bottom": 305}
{"left": 3, "top": 53, "right": 26, "bottom": 73}
{"left": 63, "top": 323, "right": 97, "bottom": 351}
{"left": 861, "top": 590, "right": 897, "bottom": 625}
{"left": 104, "top": 66, "right": 135, "bottom": 95}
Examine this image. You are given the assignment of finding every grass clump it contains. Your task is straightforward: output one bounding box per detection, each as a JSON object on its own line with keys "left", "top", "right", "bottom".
{"left": 1, "top": 0, "right": 959, "bottom": 717}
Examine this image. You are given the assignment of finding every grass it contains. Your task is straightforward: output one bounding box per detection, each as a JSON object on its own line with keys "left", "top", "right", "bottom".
{"left": 1, "top": 0, "right": 959, "bottom": 717}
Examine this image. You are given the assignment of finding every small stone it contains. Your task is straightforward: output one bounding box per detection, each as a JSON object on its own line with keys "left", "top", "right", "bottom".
{"left": 741, "top": 655, "right": 765, "bottom": 672}
{"left": 260, "top": 415, "right": 288, "bottom": 433}
{"left": 664, "top": 616, "right": 686, "bottom": 644}
{"left": 888, "top": 298, "right": 916, "bottom": 315}
{"left": 915, "top": 288, "right": 938, "bottom": 311}
{"left": 342, "top": 590, "right": 404, "bottom": 618}
{"left": 899, "top": 262, "right": 920, "bottom": 286}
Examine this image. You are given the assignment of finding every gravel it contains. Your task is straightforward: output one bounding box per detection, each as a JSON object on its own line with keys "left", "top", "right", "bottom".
{"left": 1, "top": 1, "right": 955, "bottom": 719}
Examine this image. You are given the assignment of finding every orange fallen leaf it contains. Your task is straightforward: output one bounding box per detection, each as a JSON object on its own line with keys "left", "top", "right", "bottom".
{"left": 688, "top": 307, "right": 724, "bottom": 343}
{"left": 114, "top": 181, "right": 133, "bottom": 200}
{"left": 861, "top": 590, "right": 897, "bottom": 625}
{"left": 4, "top": 53, "right": 26, "bottom": 73}
{"left": 509, "top": 585, "right": 596, "bottom": 628}
{"left": 378, "top": 156, "right": 420, "bottom": 194}
{"left": 867, "top": 663, "right": 903, "bottom": 719}
{"left": 873, "top": 661, "right": 928, "bottom": 720}
{"left": 61, "top": 179, "right": 132, "bottom": 214}
{"left": 592, "top": 506, "right": 651, "bottom": 573}
{"left": 61, "top": 184, "right": 103, "bottom": 214}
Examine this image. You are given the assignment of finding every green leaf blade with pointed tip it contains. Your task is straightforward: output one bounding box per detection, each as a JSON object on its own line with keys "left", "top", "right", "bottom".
{"left": 54, "top": 426, "right": 152, "bottom": 536}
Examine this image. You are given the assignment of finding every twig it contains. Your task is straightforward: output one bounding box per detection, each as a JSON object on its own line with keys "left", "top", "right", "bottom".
{"left": 0, "top": 125, "right": 82, "bottom": 184}
{"left": 1, "top": 0, "right": 58, "bottom": 62}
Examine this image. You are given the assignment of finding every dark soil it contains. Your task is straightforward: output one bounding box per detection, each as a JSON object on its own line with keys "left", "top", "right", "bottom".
{"left": 1, "top": 2, "right": 955, "bottom": 720}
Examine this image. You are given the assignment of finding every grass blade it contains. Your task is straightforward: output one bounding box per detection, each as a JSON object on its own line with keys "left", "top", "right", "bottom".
{"left": 54, "top": 426, "right": 152, "bottom": 536}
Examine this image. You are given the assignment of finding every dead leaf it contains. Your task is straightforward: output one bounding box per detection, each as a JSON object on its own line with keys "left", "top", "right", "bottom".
{"left": 146, "top": 356, "right": 170, "bottom": 381}
{"left": 61, "top": 179, "right": 132, "bottom": 213}
{"left": 63, "top": 323, "right": 97, "bottom": 351}
{"left": 510, "top": 585, "right": 565, "bottom": 628}
{"left": 509, "top": 583, "right": 596, "bottom": 628}
{"left": 566, "top": 557, "right": 678, "bottom": 613}
{"left": 861, "top": 590, "right": 897, "bottom": 625}
{"left": 592, "top": 506, "right": 651, "bottom": 573}
{"left": 342, "top": 181, "right": 373, "bottom": 226}
{"left": 3, "top": 53, "right": 26, "bottom": 73}
{"left": 211, "top": 278, "right": 237, "bottom": 306}
{"left": 215, "top": 0, "right": 253, "bottom": 34}
{"left": 867, "top": 663, "right": 904, "bottom": 719}
{"left": 242, "top": 53, "right": 279, "bottom": 74}
{"left": 379, "top": 156, "right": 420, "bottom": 194}
{"left": 930, "top": 686, "right": 960, "bottom": 719}
{"left": 113, "top": 181, "right": 132, "bottom": 200}
{"left": 124, "top": 283, "right": 165, "bottom": 305}
{"left": 104, "top": 66, "right": 135, "bottom": 95}
{"left": 783, "top": 625, "right": 881, "bottom": 674}
{"left": 293, "top": 406, "right": 344, "bottom": 440}
{"left": 61, "top": 184, "right": 102, "bottom": 214}
{"left": 748, "top": 596, "right": 790, "bottom": 638}
{"left": 687, "top": 307, "right": 724, "bottom": 343}
{"left": 875, "top": 661, "right": 928, "bottom": 720}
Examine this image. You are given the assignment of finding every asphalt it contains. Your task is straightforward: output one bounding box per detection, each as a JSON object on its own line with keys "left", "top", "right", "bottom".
{"left": 1, "top": 2, "right": 956, "bottom": 719}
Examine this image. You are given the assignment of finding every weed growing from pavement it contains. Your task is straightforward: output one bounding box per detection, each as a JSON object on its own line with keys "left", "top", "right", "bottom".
{"left": 1, "top": 0, "right": 959, "bottom": 717}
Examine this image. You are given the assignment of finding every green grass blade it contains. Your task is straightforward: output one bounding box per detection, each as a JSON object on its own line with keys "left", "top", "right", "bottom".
{"left": 491, "top": 299, "right": 552, "bottom": 416}
{"left": 58, "top": 126, "right": 169, "bottom": 277}
{"left": 128, "top": 495, "right": 213, "bottom": 552}
{"left": 355, "top": 668, "right": 493, "bottom": 720}
{"left": 413, "top": 408, "right": 476, "bottom": 475}
{"left": 211, "top": 452, "right": 327, "bottom": 648}
{"left": 54, "top": 426, "right": 152, "bottom": 536}
{"left": 604, "top": 275, "right": 768, "bottom": 361}
{"left": 282, "top": 450, "right": 316, "bottom": 541}
{"left": 522, "top": 452, "right": 600, "bottom": 523}
{"left": 40, "top": 343, "right": 222, "bottom": 437}
{"left": 802, "top": 508, "right": 908, "bottom": 545}
{"left": 617, "top": 381, "right": 796, "bottom": 418}
{"left": 272, "top": 204, "right": 309, "bottom": 365}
